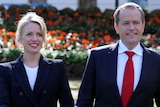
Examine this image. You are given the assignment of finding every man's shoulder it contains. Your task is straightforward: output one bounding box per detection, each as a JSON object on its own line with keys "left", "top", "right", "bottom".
{"left": 90, "top": 43, "right": 117, "bottom": 52}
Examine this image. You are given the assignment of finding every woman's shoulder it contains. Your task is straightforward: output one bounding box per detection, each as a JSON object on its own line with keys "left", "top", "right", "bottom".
{"left": 0, "top": 61, "right": 15, "bottom": 68}
{"left": 43, "top": 57, "right": 64, "bottom": 64}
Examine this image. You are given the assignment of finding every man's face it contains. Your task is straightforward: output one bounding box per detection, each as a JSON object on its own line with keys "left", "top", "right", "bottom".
{"left": 114, "top": 8, "right": 145, "bottom": 49}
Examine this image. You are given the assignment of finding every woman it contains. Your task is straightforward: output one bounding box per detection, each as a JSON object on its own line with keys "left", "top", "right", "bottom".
{"left": 0, "top": 12, "right": 74, "bottom": 107}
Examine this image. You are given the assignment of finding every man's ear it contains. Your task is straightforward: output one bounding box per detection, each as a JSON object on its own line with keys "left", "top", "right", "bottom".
{"left": 114, "top": 23, "right": 119, "bottom": 34}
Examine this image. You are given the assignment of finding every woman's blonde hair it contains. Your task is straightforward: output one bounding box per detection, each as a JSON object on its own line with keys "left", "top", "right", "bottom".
{"left": 15, "top": 12, "right": 47, "bottom": 44}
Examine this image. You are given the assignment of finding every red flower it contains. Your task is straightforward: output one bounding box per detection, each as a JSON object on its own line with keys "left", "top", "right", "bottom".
{"left": 5, "top": 13, "right": 10, "bottom": 19}
{"left": 48, "top": 12, "right": 54, "bottom": 18}
{"left": 45, "top": 20, "right": 53, "bottom": 26}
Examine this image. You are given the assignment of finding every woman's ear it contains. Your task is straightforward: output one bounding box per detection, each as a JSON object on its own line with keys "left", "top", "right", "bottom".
{"left": 17, "top": 38, "right": 21, "bottom": 44}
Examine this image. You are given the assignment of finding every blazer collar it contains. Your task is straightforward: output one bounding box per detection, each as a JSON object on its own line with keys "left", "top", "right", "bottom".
{"left": 11, "top": 55, "right": 52, "bottom": 106}
{"left": 110, "top": 42, "right": 154, "bottom": 106}
{"left": 127, "top": 44, "right": 154, "bottom": 106}
{"left": 11, "top": 55, "right": 38, "bottom": 106}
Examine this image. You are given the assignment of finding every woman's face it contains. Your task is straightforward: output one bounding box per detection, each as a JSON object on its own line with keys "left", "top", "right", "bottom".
{"left": 19, "top": 22, "right": 44, "bottom": 55}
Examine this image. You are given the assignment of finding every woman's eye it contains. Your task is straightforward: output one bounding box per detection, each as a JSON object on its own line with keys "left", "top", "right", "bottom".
{"left": 37, "top": 33, "right": 42, "bottom": 37}
{"left": 26, "top": 33, "right": 32, "bottom": 37}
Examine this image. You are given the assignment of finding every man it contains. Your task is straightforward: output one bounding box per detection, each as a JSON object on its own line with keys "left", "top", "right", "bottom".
{"left": 76, "top": 2, "right": 160, "bottom": 107}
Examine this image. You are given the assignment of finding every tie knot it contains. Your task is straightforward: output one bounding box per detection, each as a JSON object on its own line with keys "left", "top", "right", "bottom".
{"left": 125, "top": 51, "right": 135, "bottom": 58}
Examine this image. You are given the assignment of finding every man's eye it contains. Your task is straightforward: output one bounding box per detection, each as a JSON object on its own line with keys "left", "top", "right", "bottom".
{"left": 123, "top": 22, "right": 129, "bottom": 25}
{"left": 134, "top": 21, "right": 140, "bottom": 25}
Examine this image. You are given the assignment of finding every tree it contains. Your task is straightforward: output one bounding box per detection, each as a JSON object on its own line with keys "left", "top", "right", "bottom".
{"left": 78, "top": 0, "right": 97, "bottom": 9}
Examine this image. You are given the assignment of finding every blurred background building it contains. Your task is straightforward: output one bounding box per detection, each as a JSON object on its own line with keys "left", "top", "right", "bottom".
{"left": 0, "top": 0, "right": 159, "bottom": 13}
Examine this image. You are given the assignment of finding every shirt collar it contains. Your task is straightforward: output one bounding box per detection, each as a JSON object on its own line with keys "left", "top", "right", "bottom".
{"left": 118, "top": 40, "right": 143, "bottom": 56}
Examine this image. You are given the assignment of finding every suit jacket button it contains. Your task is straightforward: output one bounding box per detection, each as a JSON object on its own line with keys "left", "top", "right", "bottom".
{"left": 42, "top": 90, "right": 47, "bottom": 94}
{"left": 19, "top": 92, "right": 23, "bottom": 96}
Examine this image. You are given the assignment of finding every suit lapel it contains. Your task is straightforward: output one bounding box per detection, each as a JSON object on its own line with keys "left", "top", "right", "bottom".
{"left": 12, "top": 56, "right": 38, "bottom": 106}
{"left": 106, "top": 43, "right": 123, "bottom": 105}
{"left": 104, "top": 43, "right": 154, "bottom": 106}
{"left": 33, "top": 56, "right": 51, "bottom": 98}
{"left": 128, "top": 46, "right": 153, "bottom": 105}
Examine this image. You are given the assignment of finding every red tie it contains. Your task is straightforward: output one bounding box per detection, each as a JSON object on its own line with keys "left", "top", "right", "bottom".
{"left": 121, "top": 51, "right": 135, "bottom": 107}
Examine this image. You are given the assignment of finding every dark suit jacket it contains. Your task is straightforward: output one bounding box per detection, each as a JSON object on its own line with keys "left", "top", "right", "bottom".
{"left": 0, "top": 55, "right": 74, "bottom": 107}
{"left": 76, "top": 43, "right": 160, "bottom": 107}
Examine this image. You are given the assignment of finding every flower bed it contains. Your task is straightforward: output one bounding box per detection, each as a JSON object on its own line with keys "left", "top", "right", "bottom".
{"left": 0, "top": 5, "right": 160, "bottom": 77}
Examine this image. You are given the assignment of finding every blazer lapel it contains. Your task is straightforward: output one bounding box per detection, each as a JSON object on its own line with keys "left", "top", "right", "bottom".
{"left": 12, "top": 56, "right": 38, "bottom": 107}
{"left": 33, "top": 56, "right": 51, "bottom": 98}
{"left": 106, "top": 43, "right": 123, "bottom": 105}
{"left": 128, "top": 46, "right": 153, "bottom": 105}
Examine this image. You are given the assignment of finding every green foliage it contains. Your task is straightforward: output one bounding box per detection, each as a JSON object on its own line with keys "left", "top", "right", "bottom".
{"left": 0, "top": 48, "right": 88, "bottom": 65}
{"left": 150, "top": 9, "right": 160, "bottom": 18}
{"left": 47, "top": 6, "right": 58, "bottom": 13}
{"left": 60, "top": 7, "right": 74, "bottom": 17}
{"left": 0, "top": 48, "right": 21, "bottom": 62}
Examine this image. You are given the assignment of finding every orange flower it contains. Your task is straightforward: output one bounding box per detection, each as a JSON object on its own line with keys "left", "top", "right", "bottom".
{"left": 96, "top": 12, "right": 102, "bottom": 17}
{"left": 72, "top": 32, "right": 79, "bottom": 37}
{"left": 45, "top": 20, "right": 53, "bottom": 26}
{"left": 47, "top": 30, "right": 57, "bottom": 36}
{"left": 79, "top": 32, "right": 86, "bottom": 37}
{"left": 53, "top": 20, "right": 60, "bottom": 25}
{"left": 7, "top": 31, "right": 16, "bottom": 37}
{"left": 66, "top": 17, "right": 73, "bottom": 22}
{"left": 0, "top": 29, "right": 4, "bottom": 33}
{"left": 147, "top": 35, "right": 156, "bottom": 42}
{"left": 57, "top": 35, "right": 65, "bottom": 40}
{"left": 48, "top": 38, "right": 56, "bottom": 44}
{"left": 63, "top": 43, "right": 70, "bottom": 48}
{"left": 56, "top": 30, "right": 62, "bottom": 34}
{"left": 10, "top": 43, "right": 18, "bottom": 48}
{"left": 152, "top": 44, "right": 158, "bottom": 48}
{"left": 48, "top": 11, "right": 54, "bottom": 18}
{"left": 5, "top": 13, "right": 10, "bottom": 19}
{"left": 2, "top": 36, "right": 7, "bottom": 46}
{"left": 104, "top": 35, "right": 113, "bottom": 42}
{"left": 53, "top": 43, "right": 63, "bottom": 49}
{"left": 16, "top": 7, "right": 20, "bottom": 12}
{"left": 90, "top": 44, "right": 97, "bottom": 48}
{"left": 74, "top": 12, "right": 79, "bottom": 17}
{"left": 82, "top": 44, "right": 88, "bottom": 49}
{"left": 82, "top": 39, "right": 89, "bottom": 44}
{"left": 70, "top": 37, "right": 77, "bottom": 42}
{"left": 92, "top": 37, "right": 104, "bottom": 46}
{"left": 59, "top": 31, "right": 67, "bottom": 36}
{"left": 87, "top": 17, "right": 94, "bottom": 24}
{"left": 36, "top": 9, "right": 43, "bottom": 14}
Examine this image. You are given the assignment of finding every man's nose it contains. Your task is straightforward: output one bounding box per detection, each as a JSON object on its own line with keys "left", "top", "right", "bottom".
{"left": 128, "top": 23, "right": 135, "bottom": 30}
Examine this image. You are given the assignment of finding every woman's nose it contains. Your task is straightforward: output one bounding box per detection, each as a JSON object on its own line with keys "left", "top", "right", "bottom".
{"left": 32, "top": 34, "right": 38, "bottom": 40}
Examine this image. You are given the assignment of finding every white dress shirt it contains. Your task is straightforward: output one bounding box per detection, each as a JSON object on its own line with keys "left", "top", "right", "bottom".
{"left": 117, "top": 40, "right": 143, "bottom": 95}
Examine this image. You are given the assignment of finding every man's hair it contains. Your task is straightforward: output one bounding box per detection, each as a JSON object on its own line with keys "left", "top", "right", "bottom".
{"left": 113, "top": 2, "right": 145, "bottom": 24}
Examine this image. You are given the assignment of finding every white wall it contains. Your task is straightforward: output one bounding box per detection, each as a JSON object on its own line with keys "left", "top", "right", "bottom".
{"left": 0, "top": 0, "right": 159, "bottom": 12}
{"left": 0, "top": 0, "right": 27, "bottom": 4}
{"left": 148, "top": 0, "right": 160, "bottom": 12}
{"left": 97, "top": 0, "right": 128, "bottom": 11}
{"left": 47, "top": 0, "right": 77, "bottom": 11}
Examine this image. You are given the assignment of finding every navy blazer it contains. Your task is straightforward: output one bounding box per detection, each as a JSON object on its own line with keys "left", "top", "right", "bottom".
{"left": 76, "top": 43, "right": 160, "bottom": 107}
{"left": 0, "top": 55, "right": 74, "bottom": 107}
